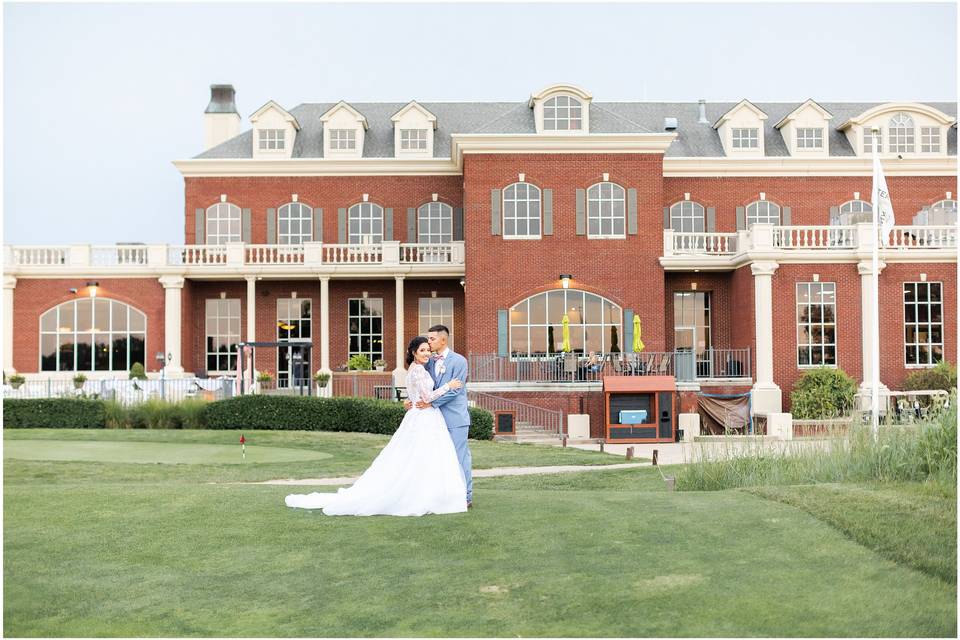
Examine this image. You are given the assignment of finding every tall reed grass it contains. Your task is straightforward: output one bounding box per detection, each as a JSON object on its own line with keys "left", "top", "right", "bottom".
{"left": 104, "top": 399, "right": 208, "bottom": 429}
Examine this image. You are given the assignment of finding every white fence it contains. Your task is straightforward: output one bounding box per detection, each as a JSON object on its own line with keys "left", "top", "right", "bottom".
{"left": 2, "top": 378, "right": 235, "bottom": 406}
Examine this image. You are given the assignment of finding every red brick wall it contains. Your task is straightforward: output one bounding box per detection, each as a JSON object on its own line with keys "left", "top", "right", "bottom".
{"left": 664, "top": 272, "right": 735, "bottom": 352}
{"left": 12, "top": 278, "right": 165, "bottom": 374}
{"left": 186, "top": 281, "right": 248, "bottom": 375}
{"left": 730, "top": 266, "right": 756, "bottom": 373}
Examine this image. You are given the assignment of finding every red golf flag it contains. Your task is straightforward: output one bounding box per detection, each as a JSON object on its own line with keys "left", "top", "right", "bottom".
{"left": 240, "top": 435, "right": 245, "bottom": 444}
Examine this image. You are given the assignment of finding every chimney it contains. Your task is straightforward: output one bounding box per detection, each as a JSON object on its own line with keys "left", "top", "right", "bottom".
{"left": 697, "top": 99, "right": 709, "bottom": 124}
{"left": 203, "top": 84, "right": 241, "bottom": 151}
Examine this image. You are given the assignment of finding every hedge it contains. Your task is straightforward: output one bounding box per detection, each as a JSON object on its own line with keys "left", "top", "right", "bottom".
{"left": 3, "top": 398, "right": 107, "bottom": 429}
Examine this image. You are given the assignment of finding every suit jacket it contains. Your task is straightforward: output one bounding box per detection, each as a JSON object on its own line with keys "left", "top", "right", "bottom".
{"left": 425, "top": 349, "right": 471, "bottom": 428}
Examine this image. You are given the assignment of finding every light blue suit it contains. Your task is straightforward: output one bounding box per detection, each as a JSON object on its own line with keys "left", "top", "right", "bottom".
{"left": 426, "top": 349, "right": 472, "bottom": 503}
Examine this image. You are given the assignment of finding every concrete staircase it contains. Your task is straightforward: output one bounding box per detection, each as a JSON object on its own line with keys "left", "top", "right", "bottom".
{"left": 492, "top": 420, "right": 563, "bottom": 444}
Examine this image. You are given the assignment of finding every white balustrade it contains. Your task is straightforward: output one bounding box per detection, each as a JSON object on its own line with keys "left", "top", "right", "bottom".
{"left": 168, "top": 245, "right": 228, "bottom": 265}
{"left": 245, "top": 244, "right": 304, "bottom": 264}
{"left": 671, "top": 233, "right": 738, "bottom": 255}
{"left": 886, "top": 225, "right": 957, "bottom": 249}
{"left": 92, "top": 245, "right": 148, "bottom": 265}
{"left": 400, "top": 243, "right": 454, "bottom": 263}
{"left": 10, "top": 246, "right": 68, "bottom": 266}
{"left": 773, "top": 226, "right": 856, "bottom": 249}
{"left": 322, "top": 243, "right": 383, "bottom": 264}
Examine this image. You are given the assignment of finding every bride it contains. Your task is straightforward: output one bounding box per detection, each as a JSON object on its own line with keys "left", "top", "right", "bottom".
{"left": 284, "top": 336, "right": 468, "bottom": 516}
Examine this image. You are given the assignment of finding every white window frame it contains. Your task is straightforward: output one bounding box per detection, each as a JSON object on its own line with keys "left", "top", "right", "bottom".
{"left": 206, "top": 202, "right": 242, "bottom": 244}
{"left": 277, "top": 202, "right": 313, "bottom": 245}
{"left": 863, "top": 127, "right": 883, "bottom": 154}
{"left": 795, "top": 127, "right": 824, "bottom": 150}
{"left": 348, "top": 297, "right": 384, "bottom": 362}
{"left": 839, "top": 200, "right": 873, "bottom": 216}
{"left": 904, "top": 282, "right": 944, "bottom": 367}
{"left": 888, "top": 113, "right": 915, "bottom": 153}
{"left": 419, "top": 297, "right": 454, "bottom": 349}
{"left": 205, "top": 298, "right": 240, "bottom": 373}
{"left": 509, "top": 289, "right": 622, "bottom": 358}
{"left": 348, "top": 203, "right": 384, "bottom": 244}
{"left": 796, "top": 282, "right": 837, "bottom": 368}
{"left": 587, "top": 182, "right": 626, "bottom": 239}
{"left": 502, "top": 182, "right": 542, "bottom": 239}
{"left": 39, "top": 298, "right": 147, "bottom": 372}
{"left": 543, "top": 95, "right": 583, "bottom": 131}
{"left": 670, "top": 201, "right": 706, "bottom": 233}
{"left": 329, "top": 128, "right": 357, "bottom": 150}
{"left": 732, "top": 127, "right": 759, "bottom": 149}
{"left": 417, "top": 202, "right": 453, "bottom": 244}
{"left": 258, "top": 128, "right": 285, "bottom": 151}
{"left": 400, "top": 129, "right": 428, "bottom": 151}
{"left": 920, "top": 126, "right": 942, "bottom": 153}
{"left": 746, "top": 200, "right": 781, "bottom": 226}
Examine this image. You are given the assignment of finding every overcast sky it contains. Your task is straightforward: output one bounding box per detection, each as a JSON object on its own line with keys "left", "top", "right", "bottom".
{"left": 3, "top": 1, "right": 957, "bottom": 245}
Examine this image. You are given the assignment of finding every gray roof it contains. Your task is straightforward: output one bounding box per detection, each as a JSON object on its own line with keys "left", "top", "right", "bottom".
{"left": 195, "top": 101, "right": 957, "bottom": 159}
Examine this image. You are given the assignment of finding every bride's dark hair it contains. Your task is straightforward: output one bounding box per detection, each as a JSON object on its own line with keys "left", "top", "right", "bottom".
{"left": 405, "top": 336, "right": 429, "bottom": 367}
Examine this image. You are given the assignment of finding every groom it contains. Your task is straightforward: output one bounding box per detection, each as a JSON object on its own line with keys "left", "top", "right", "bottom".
{"left": 411, "top": 325, "right": 473, "bottom": 508}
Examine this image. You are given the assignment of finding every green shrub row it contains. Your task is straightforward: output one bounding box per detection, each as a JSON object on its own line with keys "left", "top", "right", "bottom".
{"left": 3, "top": 396, "right": 494, "bottom": 440}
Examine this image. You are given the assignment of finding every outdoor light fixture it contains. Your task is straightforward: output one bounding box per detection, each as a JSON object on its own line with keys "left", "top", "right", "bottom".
{"left": 85, "top": 281, "right": 99, "bottom": 297}
{"left": 155, "top": 351, "right": 166, "bottom": 364}
{"left": 560, "top": 274, "right": 572, "bottom": 289}
{"left": 68, "top": 288, "right": 78, "bottom": 294}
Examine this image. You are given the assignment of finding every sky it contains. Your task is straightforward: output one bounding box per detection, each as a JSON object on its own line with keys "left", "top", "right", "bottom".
{"left": 3, "top": 1, "right": 957, "bottom": 245}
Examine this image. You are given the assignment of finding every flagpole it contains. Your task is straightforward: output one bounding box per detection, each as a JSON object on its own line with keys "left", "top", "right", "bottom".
{"left": 870, "top": 127, "right": 881, "bottom": 439}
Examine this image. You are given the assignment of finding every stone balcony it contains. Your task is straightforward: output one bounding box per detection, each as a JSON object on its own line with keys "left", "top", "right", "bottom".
{"left": 661, "top": 223, "right": 957, "bottom": 270}
{"left": 3, "top": 241, "right": 466, "bottom": 279}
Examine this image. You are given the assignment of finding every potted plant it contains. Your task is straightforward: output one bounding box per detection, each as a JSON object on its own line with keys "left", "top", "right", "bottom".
{"left": 256, "top": 370, "right": 273, "bottom": 384}
{"left": 8, "top": 373, "right": 25, "bottom": 389}
{"left": 373, "top": 358, "right": 387, "bottom": 372}
{"left": 72, "top": 373, "right": 88, "bottom": 389}
{"left": 348, "top": 354, "right": 372, "bottom": 371}
{"left": 313, "top": 371, "right": 331, "bottom": 388}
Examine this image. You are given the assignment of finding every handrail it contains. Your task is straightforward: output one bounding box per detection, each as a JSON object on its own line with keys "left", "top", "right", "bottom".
{"left": 467, "top": 390, "right": 564, "bottom": 437}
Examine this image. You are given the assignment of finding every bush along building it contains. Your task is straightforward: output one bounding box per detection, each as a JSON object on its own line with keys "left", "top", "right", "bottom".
{"left": 4, "top": 84, "right": 957, "bottom": 442}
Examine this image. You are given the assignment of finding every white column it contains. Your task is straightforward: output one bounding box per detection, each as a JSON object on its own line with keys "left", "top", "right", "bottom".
{"left": 3, "top": 276, "right": 16, "bottom": 373}
{"left": 245, "top": 276, "right": 256, "bottom": 342}
{"left": 159, "top": 276, "right": 185, "bottom": 376}
{"left": 393, "top": 276, "right": 406, "bottom": 386}
{"left": 319, "top": 277, "right": 331, "bottom": 373}
{"left": 857, "top": 260, "right": 889, "bottom": 408}
{"left": 751, "top": 261, "right": 782, "bottom": 414}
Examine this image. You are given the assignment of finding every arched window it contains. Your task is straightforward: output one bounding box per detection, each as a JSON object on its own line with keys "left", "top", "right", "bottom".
{"left": 888, "top": 112, "right": 915, "bottom": 153}
{"left": 834, "top": 199, "right": 873, "bottom": 225}
{"left": 417, "top": 202, "right": 453, "bottom": 243}
{"left": 587, "top": 182, "right": 626, "bottom": 238}
{"left": 914, "top": 199, "right": 958, "bottom": 226}
{"left": 746, "top": 200, "right": 781, "bottom": 226}
{"left": 670, "top": 201, "right": 706, "bottom": 233}
{"left": 543, "top": 95, "right": 583, "bottom": 131}
{"left": 277, "top": 202, "right": 313, "bottom": 244}
{"left": 348, "top": 203, "right": 383, "bottom": 244}
{"left": 509, "top": 289, "right": 622, "bottom": 357}
{"left": 40, "top": 298, "right": 146, "bottom": 372}
{"left": 206, "top": 202, "right": 242, "bottom": 244}
{"left": 502, "top": 183, "right": 542, "bottom": 238}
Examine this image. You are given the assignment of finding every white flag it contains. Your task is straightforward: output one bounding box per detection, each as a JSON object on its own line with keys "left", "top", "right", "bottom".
{"left": 872, "top": 153, "right": 896, "bottom": 246}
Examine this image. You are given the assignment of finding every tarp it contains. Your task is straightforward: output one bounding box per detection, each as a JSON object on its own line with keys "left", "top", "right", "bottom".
{"left": 698, "top": 393, "right": 751, "bottom": 435}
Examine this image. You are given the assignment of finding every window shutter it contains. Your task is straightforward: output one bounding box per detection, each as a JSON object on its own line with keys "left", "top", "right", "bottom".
{"left": 407, "top": 208, "right": 416, "bottom": 242}
{"left": 338, "top": 208, "right": 347, "bottom": 244}
{"left": 313, "top": 208, "right": 323, "bottom": 242}
{"left": 623, "top": 309, "right": 634, "bottom": 353}
{"left": 497, "top": 310, "right": 509, "bottom": 357}
{"left": 829, "top": 205, "right": 840, "bottom": 226}
{"left": 543, "top": 189, "right": 553, "bottom": 235}
{"left": 453, "top": 207, "right": 464, "bottom": 241}
{"left": 195, "top": 208, "right": 205, "bottom": 244}
{"left": 663, "top": 207, "right": 670, "bottom": 230}
{"left": 627, "top": 188, "right": 638, "bottom": 235}
{"left": 241, "top": 208, "right": 252, "bottom": 243}
{"left": 384, "top": 208, "right": 394, "bottom": 241}
{"left": 736, "top": 206, "right": 746, "bottom": 230}
{"left": 782, "top": 206, "right": 792, "bottom": 227}
{"left": 706, "top": 207, "right": 717, "bottom": 233}
{"left": 576, "top": 189, "right": 586, "bottom": 235}
{"left": 266, "top": 208, "right": 276, "bottom": 244}
{"left": 490, "top": 189, "right": 501, "bottom": 235}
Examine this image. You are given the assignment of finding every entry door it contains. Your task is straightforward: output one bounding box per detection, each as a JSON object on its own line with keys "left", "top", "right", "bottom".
{"left": 277, "top": 298, "right": 312, "bottom": 389}
{"left": 278, "top": 343, "right": 311, "bottom": 389}
{"left": 673, "top": 292, "right": 712, "bottom": 377}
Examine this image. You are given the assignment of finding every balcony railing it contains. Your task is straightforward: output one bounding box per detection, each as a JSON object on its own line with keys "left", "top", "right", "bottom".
{"left": 773, "top": 226, "right": 857, "bottom": 249}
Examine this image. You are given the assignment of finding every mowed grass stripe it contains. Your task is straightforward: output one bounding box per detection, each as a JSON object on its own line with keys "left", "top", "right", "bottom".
{"left": 3, "top": 440, "right": 334, "bottom": 464}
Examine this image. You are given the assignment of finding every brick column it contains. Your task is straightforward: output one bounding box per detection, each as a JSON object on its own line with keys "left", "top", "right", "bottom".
{"left": 751, "top": 261, "right": 782, "bottom": 414}
{"left": 159, "top": 276, "right": 185, "bottom": 376}
{"left": 3, "top": 276, "right": 15, "bottom": 373}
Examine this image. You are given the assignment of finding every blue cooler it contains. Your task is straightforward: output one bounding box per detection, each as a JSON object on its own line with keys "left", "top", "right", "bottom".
{"left": 619, "top": 410, "right": 648, "bottom": 424}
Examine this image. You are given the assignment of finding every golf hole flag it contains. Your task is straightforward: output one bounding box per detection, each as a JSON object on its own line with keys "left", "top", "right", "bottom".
{"left": 872, "top": 153, "right": 896, "bottom": 245}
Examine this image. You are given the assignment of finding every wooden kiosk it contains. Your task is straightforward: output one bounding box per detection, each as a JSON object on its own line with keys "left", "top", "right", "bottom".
{"left": 602, "top": 375, "right": 676, "bottom": 443}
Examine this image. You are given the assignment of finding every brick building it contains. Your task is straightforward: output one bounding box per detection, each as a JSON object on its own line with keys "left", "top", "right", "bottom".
{"left": 4, "top": 84, "right": 957, "bottom": 439}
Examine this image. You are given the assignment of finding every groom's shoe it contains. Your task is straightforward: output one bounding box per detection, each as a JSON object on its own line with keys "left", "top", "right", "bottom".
{"left": 467, "top": 500, "right": 473, "bottom": 509}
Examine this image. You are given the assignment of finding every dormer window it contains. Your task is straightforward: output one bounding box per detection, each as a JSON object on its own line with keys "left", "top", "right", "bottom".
{"left": 796, "top": 127, "right": 823, "bottom": 149}
{"left": 921, "top": 127, "right": 941, "bottom": 152}
{"left": 391, "top": 101, "right": 437, "bottom": 158}
{"left": 258, "top": 129, "right": 285, "bottom": 151}
{"left": 400, "top": 129, "right": 428, "bottom": 151}
{"left": 888, "top": 113, "right": 915, "bottom": 153}
{"left": 863, "top": 127, "right": 882, "bottom": 153}
{"left": 839, "top": 103, "right": 953, "bottom": 158}
{"left": 543, "top": 96, "right": 583, "bottom": 131}
{"left": 732, "top": 128, "right": 759, "bottom": 149}
{"left": 329, "top": 129, "right": 356, "bottom": 150}
{"left": 319, "top": 101, "right": 368, "bottom": 158}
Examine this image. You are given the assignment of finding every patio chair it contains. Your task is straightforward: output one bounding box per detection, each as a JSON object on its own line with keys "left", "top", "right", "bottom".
{"left": 610, "top": 353, "right": 624, "bottom": 375}
{"left": 656, "top": 353, "right": 672, "bottom": 375}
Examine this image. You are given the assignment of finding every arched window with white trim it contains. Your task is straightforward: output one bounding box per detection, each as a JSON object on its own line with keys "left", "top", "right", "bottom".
{"left": 502, "top": 183, "right": 542, "bottom": 238}
{"left": 509, "top": 289, "right": 622, "bottom": 357}
{"left": 348, "top": 203, "right": 383, "bottom": 244}
{"left": 746, "top": 200, "right": 781, "bottom": 226}
{"left": 206, "top": 202, "right": 242, "bottom": 244}
{"left": 40, "top": 298, "right": 146, "bottom": 372}
{"left": 834, "top": 199, "right": 873, "bottom": 225}
{"left": 587, "top": 182, "right": 626, "bottom": 238}
{"left": 888, "top": 112, "right": 916, "bottom": 153}
{"left": 543, "top": 95, "right": 583, "bottom": 131}
{"left": 277, "top": 202, "right": 313, "bottom": 244}
{"left": 670, "top": 201, "right": 706, "bottom": 233}
{"left": 417, "top": 202, "right": 453, "bottom": 243}
{"left": 914, "top": 199, "right": 958, "bottom": 226}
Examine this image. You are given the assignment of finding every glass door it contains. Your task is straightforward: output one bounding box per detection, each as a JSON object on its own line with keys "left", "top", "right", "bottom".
{"left": 673, "top": 292, "right": 712, "bottom": 378}
{"left": 277, "top": 298, "right": 312, "bottom": 389}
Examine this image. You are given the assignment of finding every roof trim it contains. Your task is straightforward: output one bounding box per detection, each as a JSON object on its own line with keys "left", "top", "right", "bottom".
{"left": 390, "top": 101, "right": 438, "bottom": 128}
{"left": 250, "top": 100, "right": 301, "bottom": 131}
{"left": 837, "top": 102, "right": 957, "bottom": 130}
{"left": 450, "top": 133, "right": 677, "bottom": 165}
{"left": 663, "top": 156, "right": 958, "bottom": 177}
{"left": 773, "top": 99, "right": 833, "bottom": 129}
{"left": 319, "top": 101, "right": 369, "bottom": 130}
{"left": 713, "top": 99, "right": 768, "bottom": 129}
{"left": 528, "top": 83, "right": 593, "bottom": 108}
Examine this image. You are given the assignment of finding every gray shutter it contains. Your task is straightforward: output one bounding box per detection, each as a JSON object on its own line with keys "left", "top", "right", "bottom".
{"left": 384, "top": 208, "right": 394, "bottom": 241}
{"left": 663, "top": 207, "right": 671, "bottom": 230}
{"left": 195, "top": 208, "right": 205, "bottom": 244}
{"left": 497, "top": 310, "right": 509, "bottom": 357}
{"left": 453, "top": 207, "right": 464, "bottom": 241}
{"left": 313, "top": 208, "right": 323, "bottom": 242}
{"left": 781, "top": 206, "right": 792, "bottom": 227}
{"left": 338, "top": 208, "right": 347, "bottom": 244}
{"left": 736, "top": 206, "right": 746, "bottom": 230}
{"left": 829, "top": 205, "right": 840, "bottom": 226}
{"left": 575, "top": 189, "right": 586, "bottom": 235}
{"left": 266, "top": 208, "right": 276, "bottom": 244}
{"left": 627, "top": 188, "right": 638, "bottom": 235}
{"left": 490, "top": 189, "right": 501, "bottom": 235}
{"left": 624, "top": 309, "right": 634, "bottom": 353}
{"left": 407, "top": 207, "right": 417, "bottom": 242}
{"left": 241, "top": 208, "right": 251, "bottom": 243}
{"left": 542, "top": 189, "right": 553, "bottom": 235}
{"left": 706, "top": 207, "right": 717, "bottom": 233}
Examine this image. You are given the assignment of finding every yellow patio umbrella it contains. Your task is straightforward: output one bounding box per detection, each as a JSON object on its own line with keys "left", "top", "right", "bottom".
{"left": 632, "top": 314, "right": 645, "bottom": 352}
{"left": 561, "top": 314, "right": 571, "bottom": 352}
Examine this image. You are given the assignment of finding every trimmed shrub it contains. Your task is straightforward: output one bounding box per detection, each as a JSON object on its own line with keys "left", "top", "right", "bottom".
{"left": 790, "top": 367, "right": 858, "bottom": 419}
{"left": 128, "top": 363, "right": 147, "bottom": 380}
{"left": 3, "top": 398, "right": 106, "bottom": 428}
{"left": 904, "top": 360, "right": 958, "bottom": 395}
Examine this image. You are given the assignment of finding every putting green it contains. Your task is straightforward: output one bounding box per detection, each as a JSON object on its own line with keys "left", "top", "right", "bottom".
{"left": 2, "top": 440, "right": 333, "bottom": 465}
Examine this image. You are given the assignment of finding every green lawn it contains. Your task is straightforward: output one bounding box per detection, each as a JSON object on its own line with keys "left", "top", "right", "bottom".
{"left": 3, "top": 429, "right": 956, "bottom": 637}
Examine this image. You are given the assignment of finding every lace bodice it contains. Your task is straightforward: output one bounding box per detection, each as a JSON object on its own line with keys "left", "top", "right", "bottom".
{"left": 406, "top": 363, "right": 449, "bottom": 404}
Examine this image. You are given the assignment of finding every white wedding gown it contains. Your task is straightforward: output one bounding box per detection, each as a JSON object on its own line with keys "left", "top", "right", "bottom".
{"left": 284, "top": 363, "right": 468, "bottom": 516}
